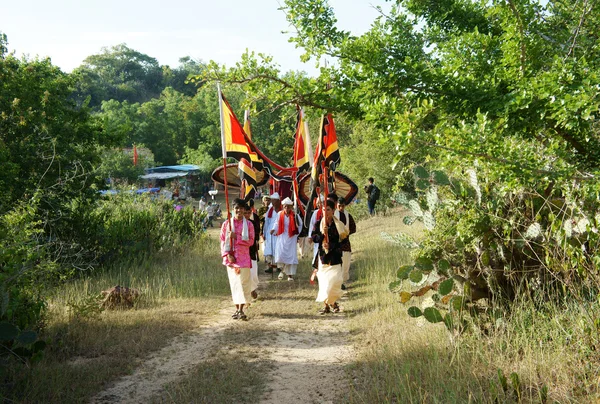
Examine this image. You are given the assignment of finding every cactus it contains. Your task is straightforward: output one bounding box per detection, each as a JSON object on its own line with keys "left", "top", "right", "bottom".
{"left": 380, "top": 232, "right": 419, "bottom": 249}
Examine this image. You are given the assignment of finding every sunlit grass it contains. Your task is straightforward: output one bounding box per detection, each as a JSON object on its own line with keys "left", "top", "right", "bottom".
{"left": 346, "top": 209, "right": 600, "bottom": 403}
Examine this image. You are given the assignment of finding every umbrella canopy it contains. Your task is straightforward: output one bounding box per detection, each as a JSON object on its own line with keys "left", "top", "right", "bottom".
{"left": 297, "top": 171, "right": 358, "bottom": 206}
{"left": 211, "top": 163, "right": 270, "bottom": 187}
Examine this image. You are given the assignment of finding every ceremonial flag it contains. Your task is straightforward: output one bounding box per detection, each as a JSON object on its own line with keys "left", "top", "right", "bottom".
{"left": 321, "top": 113, "right": 340, "bottom": 171}
{"left": 301, "top": 113, "right": 341, "bottom": 235}
{"left": 293, "top": 108, "right": 311, "bottom": 177}
{"left": 238, "top": 158, "right": 257, "bottom": 201}
{"left": 243, "top": 110, "right": 252, "bottom": 140}
{"left": 218, "top": 90, "right": 297, "bottom": 181}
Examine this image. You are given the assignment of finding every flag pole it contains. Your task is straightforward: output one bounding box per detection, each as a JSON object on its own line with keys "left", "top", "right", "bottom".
{"left": 217, "top": 83, "right": 231, "bottom": 224}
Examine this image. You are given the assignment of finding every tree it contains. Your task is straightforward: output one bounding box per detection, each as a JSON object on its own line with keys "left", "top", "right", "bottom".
{"left": 72, "top": 44, "right": 164, "bottom": 108}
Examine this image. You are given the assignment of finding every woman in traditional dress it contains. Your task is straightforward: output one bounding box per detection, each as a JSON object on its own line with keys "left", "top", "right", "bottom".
{"left": 311, "top": 199, "right": 349, "bottom": 314}
{"left": 220, "top": 198, "right": 255, "bottom": 320}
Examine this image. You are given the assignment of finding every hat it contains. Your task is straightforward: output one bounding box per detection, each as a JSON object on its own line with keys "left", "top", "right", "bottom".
{"left": 281, "top": 197, "right": 294, "bottom": 206}
{"left": 270, "top": 192, "right": 280, "bottom": 199}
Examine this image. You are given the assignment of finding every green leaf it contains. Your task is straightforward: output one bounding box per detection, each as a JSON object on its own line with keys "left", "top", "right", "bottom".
{"left": 388, "top": 280, "right": 402, "bottom": 292}
{"left": 414, "top": 257, "right": 434, "bottom": 272}
{"left": 438, "top": 278, "right": 454, "bottom": 296}
{"left": 409, "top": 269, "right": 423, "bottom": 283}
{"left": 437, "top": 259, "right": 451, "bottom": 276}
{"left": 432, "top": 170, "right": 450, "bottom": 185}
{"left": 397, "top": 265, "right": 413, "bottom": 280}
{"left": 17, "top": 330, "right": 37, "bottom": 345}
{"left": 413, "top": 166, "right": 429, "bottom": 179}
{"left": 407, "top": 306, "right": 422, "bottom": 317}
{"left": 403, "top": 216, "right": 417, "bottom": 225}
{"left": 32, "top": 340, "right": 47, "bottom": 353}
{"left": 451, "top": 296, "right": 464, "bottom": 311}
{"left": 0, "top": 322, "right": 19, "bottom": 341}
{"left": 416, "top": 179, "right": 430, "bottom": 190}
{"left": 423, "top": 307, "right": 444, "bottom": 323}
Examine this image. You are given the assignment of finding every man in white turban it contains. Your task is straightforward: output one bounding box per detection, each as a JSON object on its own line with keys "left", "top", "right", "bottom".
{"left": 262, "top": 192, "right": 281, "bottom": 273}
{"left": 270, "top": 197, "right": 302, "bottom": 281}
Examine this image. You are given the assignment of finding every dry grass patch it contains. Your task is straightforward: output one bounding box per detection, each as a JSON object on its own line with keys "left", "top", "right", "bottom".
{"left": 2, "top": 236, "right": 230, "bottom": 403}
{"left": 346, "top": 209, "right": 600, "bottom": 403}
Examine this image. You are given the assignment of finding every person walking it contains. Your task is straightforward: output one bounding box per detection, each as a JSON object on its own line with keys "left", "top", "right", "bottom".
{"left": 364, "top": 177, "right": 380, "bottom": 216}
{"left": 220, "top": 198, "right": 255, "bottom": 321}
{"left": 262, "top": 192, "right": 281, "bottom": 273}
{"left": 270, "top": 197, "right": 302, "bottom": 281}
{"left": 335, "top": 197, "right": 356, "bottom": 290}
{"left": 311, "top": 199, "right": 349, "bottom": 314}
{"left": 245, "top": 200, "right": 261, "bottom": 299}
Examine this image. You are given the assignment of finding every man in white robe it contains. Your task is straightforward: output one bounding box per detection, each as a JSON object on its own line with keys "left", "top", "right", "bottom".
{"left": 262, "top": 192, "right": 281, "bottom": 273}
{"left": 271, "top": 197, "right": 303, "bottom": 281}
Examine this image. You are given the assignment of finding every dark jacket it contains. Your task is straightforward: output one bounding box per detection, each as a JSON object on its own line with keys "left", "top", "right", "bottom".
{"left": 311, "top": 218, "right": 343, "bottom": 266}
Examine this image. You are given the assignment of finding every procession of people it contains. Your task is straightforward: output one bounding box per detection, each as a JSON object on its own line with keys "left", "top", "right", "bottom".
{"left": 219, "top": 181, "right": 373, "bottom": 321}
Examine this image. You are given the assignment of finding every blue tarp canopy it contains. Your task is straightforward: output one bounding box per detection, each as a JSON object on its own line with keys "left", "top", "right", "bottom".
{"left": 145, "top": 164, "right": 200, "bottom": 173}
{"left": 141, "top": 164, "right": 200, "bottom": 180}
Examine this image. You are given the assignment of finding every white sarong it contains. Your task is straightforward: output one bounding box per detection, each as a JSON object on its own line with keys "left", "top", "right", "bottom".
{"left": 227, "top": 266, "right": 252, "bottom": 305}
{"left": 250, "top": 260, "right": 259, "bottom": 291}
{"left": 342, "top": 251, "right": 351, "bottom": 283}
{"left": 315, "top": 262, "right": 343, "bottom": 305}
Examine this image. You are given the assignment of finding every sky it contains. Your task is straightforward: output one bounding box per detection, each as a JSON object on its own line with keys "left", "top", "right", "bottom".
{"left": 1, "top": 0, "right": 389, "bottom": 76}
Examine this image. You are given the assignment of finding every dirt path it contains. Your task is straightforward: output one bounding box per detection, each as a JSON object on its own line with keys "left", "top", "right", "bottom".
{"left": 90, "top": 305, "right": 236, "bottom": 403}
{"left": 91, "top": 244, "right": 354, "bottom": 403}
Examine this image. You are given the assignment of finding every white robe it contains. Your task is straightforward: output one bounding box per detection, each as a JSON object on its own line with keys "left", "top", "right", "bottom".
{"left": 308, "top": 210, "right": 320, "bottom": 263}
{"left": 271, "top": 212, "right": 303, "bottom": 265}
{"left": 316, "top": 262, "right": 343, "bottom": 304}
{"left": 263, "top": 206, "right": 278, "bottom": 257}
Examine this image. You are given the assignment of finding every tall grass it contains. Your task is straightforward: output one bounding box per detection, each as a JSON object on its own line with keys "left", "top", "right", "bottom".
{"left": 2, "top": 235, "right": 230, "bottom": 403}
{"left": 347, "top": 210, "right": 600, "bottom": 403}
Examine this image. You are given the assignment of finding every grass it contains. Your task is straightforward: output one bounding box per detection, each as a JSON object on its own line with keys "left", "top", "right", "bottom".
{"left": 4, "top": 206, "right": 600, "bottom": 403}
{"left": 345, "top": 209, "right": 600, "bottom": 403}
{"left": 2, "top": 234, "right": 229, "bottom": 403}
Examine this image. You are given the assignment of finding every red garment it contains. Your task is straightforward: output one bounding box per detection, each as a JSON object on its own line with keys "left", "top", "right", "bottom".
{"left": 276, "top": 211, "right": 298, "bottom": 237}
{"left": 316, "top": 209, "right": 323, "bottom": 221}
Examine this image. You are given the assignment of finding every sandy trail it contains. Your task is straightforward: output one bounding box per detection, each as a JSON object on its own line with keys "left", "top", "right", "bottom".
{"left": 91, "top": 268, "right": 353, "bottom": 404}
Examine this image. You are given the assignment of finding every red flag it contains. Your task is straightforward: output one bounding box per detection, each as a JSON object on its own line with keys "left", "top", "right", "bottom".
{"left": 133, "top": 145, "right": 138, "bottom": 166}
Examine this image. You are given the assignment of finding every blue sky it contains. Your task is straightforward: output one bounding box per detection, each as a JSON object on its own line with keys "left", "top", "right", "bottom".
{"left": 1, "top": 0, "right": 389, "bottom": 76}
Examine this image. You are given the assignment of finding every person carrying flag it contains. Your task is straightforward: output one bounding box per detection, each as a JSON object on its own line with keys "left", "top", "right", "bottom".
{"left": 220, "top": 198, "right": 255, "bottom": 321}
{"left": 311, "top": 199, "right": 348, "bottom": 314}
{"left": 262, "top": 192, "right": 281, "bottom": 273}
{"left": 270, "top": 197, "right": 303, "bottom": 281}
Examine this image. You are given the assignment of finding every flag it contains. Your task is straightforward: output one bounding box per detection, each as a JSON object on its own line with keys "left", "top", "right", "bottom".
{"left": 238, "top": 158, "right": 257, "bottom": 201}
{"left": 218, "top": 90, "right": 297, "bottom": 181}
{"left": 301, "top": 113, "right": 341, "bottom": 235}
{"left": 243, "top": 110, "right": 252, "bottom": 140}
{"left": 219, "top": 92, "right": 263, "bottom": 170}
{"left": 293, "top": 108, "right": 311, "bottom": 178}
{"left": 133, "top": 145, "right": 138, "bottom": 166}
{"left": 321, "top": 113, "right": 340, "bottom": 171}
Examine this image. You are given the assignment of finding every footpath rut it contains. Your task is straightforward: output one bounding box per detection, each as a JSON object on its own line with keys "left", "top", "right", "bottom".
{"left": 91, "top": 269, "right": 353, "bottom": 404}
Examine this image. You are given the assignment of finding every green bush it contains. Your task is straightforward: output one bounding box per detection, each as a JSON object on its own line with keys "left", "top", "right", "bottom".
{"left": 72, "top": 191, "right": 204, "bottom": 265}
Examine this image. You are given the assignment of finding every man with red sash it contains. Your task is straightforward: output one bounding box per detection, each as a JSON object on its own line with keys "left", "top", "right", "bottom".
{"left": 262, "top": 192, "right": 281, "bottom": 273}
{"left": 270, "top": 197, "right": 303, "bottom": 281}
